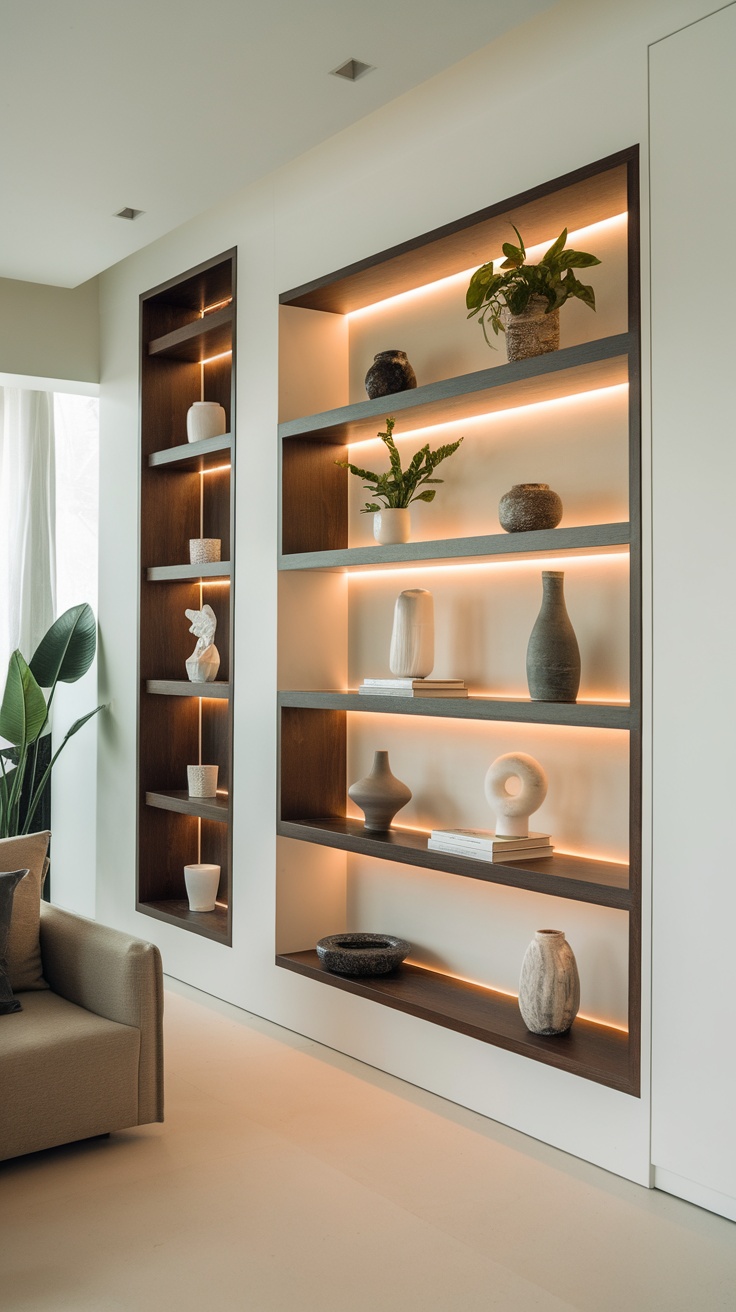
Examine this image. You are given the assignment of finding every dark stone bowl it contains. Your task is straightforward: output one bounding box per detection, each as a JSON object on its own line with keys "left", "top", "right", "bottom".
{"left": 316, "top": 932, "right": 411, "bottom": 976}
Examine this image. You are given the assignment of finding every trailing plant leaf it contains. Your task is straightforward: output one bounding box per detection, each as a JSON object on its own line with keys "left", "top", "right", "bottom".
{"left": 335, "top": 416, "right": 463, "bottom": 512}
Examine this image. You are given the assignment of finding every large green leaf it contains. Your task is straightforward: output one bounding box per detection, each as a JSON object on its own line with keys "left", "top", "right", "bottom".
{"left": 29, "top": 603, "right": 97, "bottom": 688}
{"left": 0, "top": 652, "right": 47, "bottom": 749}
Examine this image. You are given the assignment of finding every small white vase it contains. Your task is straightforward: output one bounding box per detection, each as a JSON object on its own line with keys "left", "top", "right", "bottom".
{"left": 183, "top": 863, "right": 220, "bottom": 912}
{"left": 389, "top": 589, "right": 434, "bottom": 678}
{"left": 373, "top": 508, "right": 410, "bottom": 545}
{"left": 189, "top": 538, "right": 221, "bottom": 565}
{"left": 186, "top": 401, "right": 226, "bottom": 443}
{"left": 518, "top": 929, "right": 580, "bottom": 1035}
{"left": 187, "top": 765, "right": 218, "bottom": 798}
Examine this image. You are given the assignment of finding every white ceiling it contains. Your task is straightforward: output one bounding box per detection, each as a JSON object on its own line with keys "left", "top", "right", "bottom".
{"left": 0, "top": 0, "right": 558, "bottom": 288}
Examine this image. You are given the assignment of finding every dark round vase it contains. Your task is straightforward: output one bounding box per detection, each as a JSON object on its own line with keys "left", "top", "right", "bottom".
{"left": 364, "top": 350, "right": 417, "bottom": 399}
{"left": 498, "top": 483, "right": 563, "bottom": 533}
{"left": 526, "top": 571, "right": 581, "bottom": 703}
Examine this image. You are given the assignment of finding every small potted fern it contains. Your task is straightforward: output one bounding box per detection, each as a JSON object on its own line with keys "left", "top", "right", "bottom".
{"left": 466, "top": 225, "right": 601, "bottom": 361}
{"left": 336, "top": 416, "right": 463, "bottom": 544}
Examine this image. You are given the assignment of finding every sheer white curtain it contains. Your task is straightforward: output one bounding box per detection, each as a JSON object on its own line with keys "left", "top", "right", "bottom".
{"left": 0, "top": 388, "right": 56, "bottom": 672}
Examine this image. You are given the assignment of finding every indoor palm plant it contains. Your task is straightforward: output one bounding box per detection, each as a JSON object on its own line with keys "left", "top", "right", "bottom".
{"left": 466, "top": 225, "right": 601, "bottom": 361}
{"left": 0, "top": 603, "right": 104, "bottom": 837}
{"left": 336, "top": 416, "right": 463, "bottom": 544}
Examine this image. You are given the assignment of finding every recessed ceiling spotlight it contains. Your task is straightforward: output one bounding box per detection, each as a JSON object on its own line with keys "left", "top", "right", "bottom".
{"left": 331, "top": 58, "right": 374, "bottom": 81}
{"left": 115, "top": 207, "right": 143, "bottom": 220}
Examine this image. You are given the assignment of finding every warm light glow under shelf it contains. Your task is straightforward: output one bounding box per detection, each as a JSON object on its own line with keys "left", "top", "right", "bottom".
{"left": 201, "top": 350, "right": 232, "bottom": 366}
{"left": 346, "top": 213, "right": 627, "bottom": 321}
{"left": 347, "top": 549, "right": 629, "bottom": 580}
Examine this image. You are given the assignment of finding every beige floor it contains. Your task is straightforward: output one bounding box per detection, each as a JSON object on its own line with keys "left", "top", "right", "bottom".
{"left": 1, "top": 983, "right": 734, "bottom": 1312}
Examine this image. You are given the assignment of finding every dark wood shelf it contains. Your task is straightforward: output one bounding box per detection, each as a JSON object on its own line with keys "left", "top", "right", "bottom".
{"left": 145, "top": 790, "right": 230, "bottom": 823}
{"left": 280, "top": 522, "right": 630, "bottom": 572}
{"left": 277, "top": 816, "right": 629, "bottom": 909}
{"left": 138, "top": 898, "right": 230, "bottom": 944}
{"left": 276, "top": 950, "right": 634, "bottom": 1092}
{"left": 146, "top": 679, "right": 231, "bottom": 699}
{"left": 278, "top": 689, "right": 633, "bottom": 730}
{"left": 279, "top": 336, "right": 630, "bottom": 446}
{"left": 148, "top": 433, "right": 232, "bottom": 471}
{"left": 147, "top": 305, "right": 233, "bottom": 361}
{"left": 146, "top": 561, "right": 231, "bottom": 582}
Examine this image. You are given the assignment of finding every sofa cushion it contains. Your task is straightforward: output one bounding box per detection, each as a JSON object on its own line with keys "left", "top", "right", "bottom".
{"left": 0, "top": 830, "right": 51, "bottom": 991}
{"left": 0, "top": 869, "right": 26, "bottom": 1015}
{"left": 0, "top": 989, "right": 141, "bottom": 1161}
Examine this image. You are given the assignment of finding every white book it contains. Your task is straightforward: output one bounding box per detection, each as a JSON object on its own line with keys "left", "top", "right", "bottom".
{"left": 429, "top": 828, "right": 551, "bottom": 851}
{"left": 358, "top": 686, "right": 469, "bottom": 698}
{"left": 428, "top": 839, "right": 554, "bottom": 863}
{"left": 361, "top": 678, "right": 466, "bottom": 688}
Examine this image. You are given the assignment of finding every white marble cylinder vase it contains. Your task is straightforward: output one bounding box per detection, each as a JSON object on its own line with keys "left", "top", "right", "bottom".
{"left": 187, "top": 765, "right": 218, "bottom": 798}
{"left": 518, "top": 929, "right": 580, "bottom": 1035}
{"left": 389, "top": 589, "right": 434, "bottom": 678}
{"left": 183, "top": 864, "right": 220, "bottom": 912}
{"left": 186, "top": 401, "right": 226, "bottom": 443}
{"left": 484, "top": 752, "right": 547, "bottom": 838}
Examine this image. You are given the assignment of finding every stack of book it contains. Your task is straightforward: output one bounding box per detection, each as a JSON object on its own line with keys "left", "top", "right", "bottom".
{"left": 358, "top": 678, "right": 468, "bottom": 699}
{"left": 427, "top": 828, "right": 554, "bottom": 863}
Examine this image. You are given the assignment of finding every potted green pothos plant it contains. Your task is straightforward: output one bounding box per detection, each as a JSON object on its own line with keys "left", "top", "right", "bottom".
{"left": 0, "top": 603, "right": 104, "bottom": 838}
{"left": 336, "top": 416, "right": 463, "bottom": 544}
{"left": 466, "top": 226, "right": 601, "bottom": 361}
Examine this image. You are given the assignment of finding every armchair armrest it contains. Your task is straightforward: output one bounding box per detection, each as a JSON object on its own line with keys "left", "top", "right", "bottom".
{"left": 39, "top": 902, "right": 163, "bottom": 1124}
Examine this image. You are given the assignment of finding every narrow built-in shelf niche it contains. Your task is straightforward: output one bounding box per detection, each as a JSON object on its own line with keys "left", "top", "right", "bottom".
{"left": 276, "top": 148, "right": 640, "bottom": 1094}
{"left": 137, "top": 250, "right": 236, "bottom": 945}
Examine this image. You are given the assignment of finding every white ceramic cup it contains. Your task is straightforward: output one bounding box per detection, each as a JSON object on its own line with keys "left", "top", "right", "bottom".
{"left": 187, "top": 764, "right": 219, "bottom": 797}
{"left": 186, "top": 401, "right": 226, "bottom": 443}
{"left": 189, "top": 538, "right": 221, "bottom": 565}
{"left": 183, "top": 863, "right": 220, "bottom": 912}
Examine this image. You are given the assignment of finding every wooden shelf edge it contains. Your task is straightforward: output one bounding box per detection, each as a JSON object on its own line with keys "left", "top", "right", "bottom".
{"left": 148, "top": 433, "right": 232, "bottom": 469}
{"left": 277, "top": 818, "right": 630, "bottom": 909}
{"left": 145, "top": 680, "right": 231, "bottom": 699}
{"left": 146, "top": 561, "right": 232, "bottom": 582}
{"left": 279, "top": 335, "right": 631, "bottom": 441}
{"left": 138, "top": 898, "right": 231, "bottom": 945}
{"left": 276, "top": 951, "right": 637, "bottom": 1094}
{"left": 279, "top": 523, "right": 631, "bottom": 572}
{"left": 278, "top": 690, "right": 633, "bottom": 731}
{"left": 147, "top": 304, "right": 233, "bottom": 359}
{"left": 145, "top": 790, "right": 230, "bottom": 822}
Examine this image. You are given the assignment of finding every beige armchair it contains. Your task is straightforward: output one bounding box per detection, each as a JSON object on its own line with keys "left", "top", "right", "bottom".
{"left": 1, "top": 902, "right": 163, "bottom": 1162}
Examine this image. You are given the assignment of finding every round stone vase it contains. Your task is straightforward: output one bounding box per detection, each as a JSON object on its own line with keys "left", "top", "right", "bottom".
{"left": 518, "top": 929, "right": 580, "bottom": 1035}
{"left": 364, "top": 349, "right": 417, "bottom": 399}
{"left": 498, "top": 483, "right": 563, "bottom": 533}
{"left": 526, "top": 571, "right": 580, "bottom": 703}
{"left": 373, "top": 508, "right": 410, "bottom": 545}
{"left": 348, "top": 751, "right": 412, "bottom": 832}
{"left": 186, "top": 401, "right": 227, "bottom": 443}
{"left": 389, "top": 588, "right": 434, "bottom": 678}
{"left": 504, "top": 296, "right": 560, "bottom": 362}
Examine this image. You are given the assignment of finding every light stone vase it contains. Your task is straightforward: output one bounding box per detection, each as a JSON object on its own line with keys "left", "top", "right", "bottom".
{"left": 186, "top": 401, "right": 226, "bottom": 443}
{"left": 348, "top": 751, "right": 412, "bottom": 832}
{"left": 484, "top": 752, "right": 547, "bottom": 838}
{"left": 183, "top": 863, "right": 220, "bottom": 912}
{"left": 373, "top": 508, "right": 410, "bottom": 545}
{"left": 518, "top": 929, "right": 580, "bottom": 1035}
{"left": 504, "top": 296, "right": 560, "bottom": 361}
{"left": 389, "top": 588, "right": 434, "bottom": 678}
{"left": 189, "top": 538, "right": 221, "bottom": 565}
{"left": 526, "top": 571, "right": 581, "bottom": 703}
{"left": 187, "top": 765, "right": 218, "bottom": 798}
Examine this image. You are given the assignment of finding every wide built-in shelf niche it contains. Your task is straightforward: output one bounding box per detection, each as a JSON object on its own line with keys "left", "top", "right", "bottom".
{"left": 276, "top": 149, "right": 640, "bottom": 1093}
{"left": 138, "top": 249, "right": 236, "bottom": 945}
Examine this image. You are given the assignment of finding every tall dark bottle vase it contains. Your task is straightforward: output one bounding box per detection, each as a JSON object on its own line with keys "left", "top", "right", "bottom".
{"left": 526, "top": 571, "right": 581, "bottom": 703}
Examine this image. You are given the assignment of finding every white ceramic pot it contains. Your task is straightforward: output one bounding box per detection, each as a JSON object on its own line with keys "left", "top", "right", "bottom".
{"left": 187, "top": 765, "right": 219, "bottom": 798}
{"left": 189, "top": 538, "right": 221, "bottom": 565}
{"left": 183, "top": 863, "right": 220, "bottom": 912}
{"left": 389, "top": 588, "right": 434, "bottom": 678}
{"left": 186, "top": 401, "right": 226, "bottom": 443}
{"left": 373, "top": 507, "right": 410, "bottom": 545}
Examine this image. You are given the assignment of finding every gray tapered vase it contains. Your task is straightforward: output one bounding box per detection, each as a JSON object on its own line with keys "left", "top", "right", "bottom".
{"left": 518, "top": 929, "right": 580, "bottom": 1036}
{"left": 348, "top": 751, "right": 412, "bottom": 832}
{"left": 526, "top": 570, "right": 580, "bottom": 703}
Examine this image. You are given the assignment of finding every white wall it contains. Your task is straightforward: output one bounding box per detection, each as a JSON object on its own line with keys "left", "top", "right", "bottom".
{"left": 0, "top": 276, "right": 99, "bottom": 384}
{"left": 650, "top": 2, "right": 736, "bottom": 1223}
{"left": 95, "top": 0, "right": 731, "bottom": 1198}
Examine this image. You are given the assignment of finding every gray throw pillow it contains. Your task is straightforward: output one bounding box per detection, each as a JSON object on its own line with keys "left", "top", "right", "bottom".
{"left": 1, "top": 869, "right": 27, "bottom": 1015}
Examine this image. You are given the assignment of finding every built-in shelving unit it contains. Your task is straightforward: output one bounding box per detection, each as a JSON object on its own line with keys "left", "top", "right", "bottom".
{"left": 276, "top": 148, "right": 640, "bottom": 1092}
{"left": 137, "top": 250, "right": 236, "bottom": 946}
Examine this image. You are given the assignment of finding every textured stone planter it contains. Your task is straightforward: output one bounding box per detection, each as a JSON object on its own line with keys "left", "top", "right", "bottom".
{"left": 518, "top": 929, "right": 580, "bottom": 1035}
{"left": 504, "top": 296, "right": 560, "bottom": 361}
{"left": 498, "top": 483, "right": 563, "bottom": 533}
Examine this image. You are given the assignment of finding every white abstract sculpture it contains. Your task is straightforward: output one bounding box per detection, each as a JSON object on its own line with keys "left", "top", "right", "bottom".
{"left": 484, "top": 752, "right": 548, "bottom": 838}
{"left": 185, "top": 604, "right": 220, "bottom": 683}
{"left": 389, "top": 588, "right": 434, "bottom": 678}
